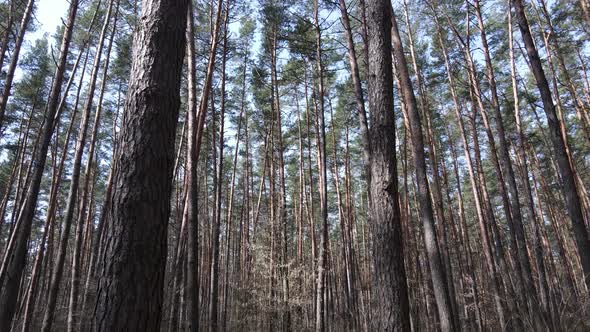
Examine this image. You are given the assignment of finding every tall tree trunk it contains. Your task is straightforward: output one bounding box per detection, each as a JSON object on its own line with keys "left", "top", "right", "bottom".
{"left": 241, "top": 100, "right": 253, "bottom": 282}
{"left": 19, "top": 51, "right": 89, "bottom": 329}
{"left": 0, "top": 108, "right": 30, "bottom": 252}
{"left": 93, "top": 0, "right": 188, "bottom": 330}
{"left": 67, "top": 3, "right": 119, "bottom": 330}
{"left": 0, "top": 0, "right": 14, "bottom": 70}
{"left": 365, "top": 0, "right": 411, "bottom": 330}
{"left": 25, "top": 45, "right": 94, "bottom": 324}
{"left": 303, "top": 60, "right": 317, "bottom": 277}
{"left": 400, "top": 3, "right": 460, "bottom": 328}
{"left": 194, "top": 0, "right": 224, "bottom": 160}
{"left": 222, "top": 45, "right": 246, "bottom": 332}
{"left": 0, "top": 0, "right": 35, "bottom": 132}
{"left": 314, "top": 1, "right": 329, "bottom": 330}
{"left": 192, "top": 0, "right": 225, "bottom": 324}
{"left": 537, "top": 0, "right": 590, "bottom": 146}
{"left": 210, "top": 6, "right": 229, "bottom": 330}
{"left": 41, "top": 1, "right": 115, "bottom": 329}
{"left": 185, "top": 1, "right": 199, "bottom": 330}
{"left": 473, "top": 2, "right": 549, "bottom": 325}
{"left": 446, "top": 125, "right": 483, "bottom": 331}
{"left": 513, "top": 0, "right": 590, "bottom": 290}
{"left": 390, "top": 8, "right": 457, "bottom": 332}
{"left": 337, "top": 0, "right": 371, "bottom": 193}
{"left": 0, "top": 1, "right": 80, "bottom": 330}
{"left": 507, "top": 4, "right": 552, "bottom": 315}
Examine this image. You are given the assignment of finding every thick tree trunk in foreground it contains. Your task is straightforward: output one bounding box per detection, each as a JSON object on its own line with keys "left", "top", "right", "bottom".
{"left": 365, "top": 0, "right": 411, "bottom": 330}
{"left": 93, "top": 0, "right": 188, "bottom": 330}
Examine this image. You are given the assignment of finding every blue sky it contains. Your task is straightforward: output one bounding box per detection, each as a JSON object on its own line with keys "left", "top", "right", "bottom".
{"left": 13, "top": 0, "right": 67, "bottom": 83}
{"left": 30, "top": 0, "right": 68, "bottom": 42}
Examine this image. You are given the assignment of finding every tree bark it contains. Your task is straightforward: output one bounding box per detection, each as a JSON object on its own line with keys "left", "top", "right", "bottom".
{"left": 513, "top": 0, "right": 590, "bottom": 290}
{"left": 67, "top": 3, "right": 119, "bottom": 330}
{"left": 338, "top": 0, "right": 371, "bottom": 194}
{"left": 19, "top": 48, "right": 88, "bottom": 330}
{"left": 93, "top": 0, "right": 188, "bottom": 330}
{"left": 41, "top": 1, "right": 116, "bottom": 329}
{"left": 314, "top": 1, "right": 329, "bottom": 330}
{"left": 0, "top": 1, "right": 80, "bottom": 330}
{"left": 185, "top": 1, "right": 199, "bottom": 331}
{"left": 210, "top": 6, "right": 229, "bottom": 330}
{"left": 390, "top": 7, "right": 457, "bottom": 332}
{"left": 429, "top": 7, "right": 507, "bottom": 328}
{"left": 365, "top": 0, "right": 411, "bottom": 330}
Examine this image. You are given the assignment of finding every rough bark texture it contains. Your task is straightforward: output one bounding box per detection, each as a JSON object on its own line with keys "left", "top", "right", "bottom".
{"left": 93, "top": 0, "right": 188, "bottom": 330}
{"left": 365, "top": 0, "right": 411, "bottom": 330}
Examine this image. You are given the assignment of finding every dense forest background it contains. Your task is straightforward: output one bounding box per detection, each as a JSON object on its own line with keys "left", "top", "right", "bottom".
{"left": 0, "top": 0, "right": 590, "bottom": 330}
